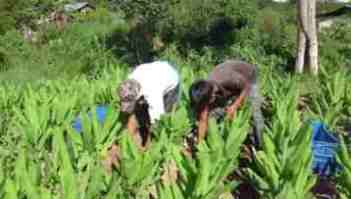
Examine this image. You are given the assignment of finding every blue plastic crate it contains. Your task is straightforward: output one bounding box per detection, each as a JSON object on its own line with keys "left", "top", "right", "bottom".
{"left": 72, "top": 105, "right": 111, "bottom": 133}
{"left": 311, "top": 121, "right": 342, "bottom": 176}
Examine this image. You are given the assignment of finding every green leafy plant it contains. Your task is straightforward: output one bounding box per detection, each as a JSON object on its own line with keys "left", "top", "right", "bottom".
{"left": 159, "top": 109, "right": 250, "bottom": 199}
{"left": 246, "top": 77, "right": 316, "bottom": 199}
{"left": 336, "top": 137, "right": 351, "bottom": 199}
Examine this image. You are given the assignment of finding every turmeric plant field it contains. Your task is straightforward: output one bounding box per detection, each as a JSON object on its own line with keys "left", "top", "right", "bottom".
{"left": 0, "top": 60, "right": 351, "bottom": 199}
{"left": 1, "top": 0, "right": 351, "bottom": 198}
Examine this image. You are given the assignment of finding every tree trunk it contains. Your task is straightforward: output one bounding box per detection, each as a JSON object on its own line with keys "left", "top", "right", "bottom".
{"left": 295, "top": 29, "right": 306, "bottom": 73}
{"left": 307, "top": 0, "right": 319, "bottom": 75}
{"left": 295, "top": 0, "right": 319, "bottom": 75}
{"left": 295, "top": 0, "right": 308, "bottom": 73}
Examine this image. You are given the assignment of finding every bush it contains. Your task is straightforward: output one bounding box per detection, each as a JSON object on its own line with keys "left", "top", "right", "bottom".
{"left": 0, "top": 11, "right": 122, "bottom": 81}
{"left": 163, "top": 0, "right": 259, "bottom": 52}
{"left": 319, "top": 22, "right": 351, "bottom": 70}
{"left": 106, "top": 0, "right": 260, "bottom": 62}
{"left": 0, "top": 0, "right": 52, "bottom": 34}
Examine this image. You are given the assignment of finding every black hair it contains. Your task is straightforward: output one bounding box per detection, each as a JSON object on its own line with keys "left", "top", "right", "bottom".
{"left": 134, "top": 96, "right": 151, "bottom": 146}
{"left": 189, "top": 80, "right": 214, "bottom": 112}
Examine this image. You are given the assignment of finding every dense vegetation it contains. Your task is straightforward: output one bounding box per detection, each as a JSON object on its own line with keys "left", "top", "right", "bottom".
{"left": 0, "top": 0, "right": 350, "bottom": 198}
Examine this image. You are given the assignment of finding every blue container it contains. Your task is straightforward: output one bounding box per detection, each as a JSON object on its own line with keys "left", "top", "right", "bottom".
{"left": 72, "top": 105, "right": 111, "bottom": 133}
{"left": 311, "top": 121, "right": 342, "bottom": 176}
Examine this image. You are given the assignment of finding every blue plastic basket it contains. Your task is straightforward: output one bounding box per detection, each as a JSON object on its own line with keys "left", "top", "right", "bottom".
{"left": 72, "top": 105, "right": 111, "bottom": 133}
{"left": 311, "top": 121, "right": 342, "bottom": 176}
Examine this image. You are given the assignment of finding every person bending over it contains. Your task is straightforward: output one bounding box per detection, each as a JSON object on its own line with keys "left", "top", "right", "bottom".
{"left": 118, "top": 60, "right": 181, "bottom": 148}
{"left": 189, "top": 60, "right": 264, "bottom": 146}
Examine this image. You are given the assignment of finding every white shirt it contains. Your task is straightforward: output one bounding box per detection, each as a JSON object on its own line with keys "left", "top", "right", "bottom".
{"left": 128, "top": 61, "right": 180, "bottom": 123}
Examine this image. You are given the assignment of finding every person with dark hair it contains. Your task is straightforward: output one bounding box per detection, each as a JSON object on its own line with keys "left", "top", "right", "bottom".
{"left": 189, "top": 60, "right": 264, "bottom": 146}
{"left": 73, "top": 61, "right": 180, "bottom": 173}
{"left": 118, "top": 60, "right": 181, "bottom": 148}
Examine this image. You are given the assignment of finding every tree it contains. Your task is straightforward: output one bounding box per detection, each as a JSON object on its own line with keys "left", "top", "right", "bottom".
{"left": 295, "top": 0, "right": 319, "bottom": 75}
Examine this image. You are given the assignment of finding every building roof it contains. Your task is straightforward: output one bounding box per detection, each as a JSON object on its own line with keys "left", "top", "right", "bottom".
{"left": 64, "top": 2, "right": 95, "bottom": 12}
